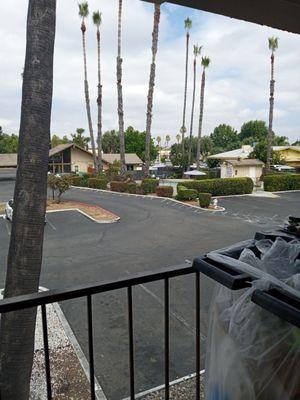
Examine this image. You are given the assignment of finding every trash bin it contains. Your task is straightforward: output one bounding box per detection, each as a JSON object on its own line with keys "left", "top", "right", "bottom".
{"left": 193, "top": 225, "right": 300, "bottom": 400}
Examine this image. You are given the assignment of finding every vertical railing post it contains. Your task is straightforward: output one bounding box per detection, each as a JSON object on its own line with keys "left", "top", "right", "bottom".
{"left": 128, "top": 286, "right": 135, "bottom": 399}
{"left": 195, "top": 271, "right": 200, "bottom": 400}
{"left": 41, "top": 304, "right": 52, "bottom": 400}
{"left": 87, "top": 294, "right": 96, "bottom": 400}
{"left": 164, "top": 278, "right": 170, "bottom": 400}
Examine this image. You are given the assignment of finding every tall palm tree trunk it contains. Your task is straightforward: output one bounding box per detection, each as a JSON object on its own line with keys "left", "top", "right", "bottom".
{"left": 267, "top": 52, "right": 275, "bottom": 172}
{"left": 145, "top": 3, "right": 161, "bottom": 177}
{"left": 96, "top": 27, "right": 103, "bottom": 172}
{"left": 81, "top": 22, "right": 97, "bottom": 171}
{"left": 0, "top": 1, "right": 56, "bottom": 398}
{"left": 181, "top": 31, "right": 190, "bottom": 152}
{"left": 117, "top": 0, "right": 126, "bottom": 176}
{"left": 196, "top": 69, "right": 206, "bottom": 168}
{"left": 187, "top": 57, "right": 197, "bottom": 169}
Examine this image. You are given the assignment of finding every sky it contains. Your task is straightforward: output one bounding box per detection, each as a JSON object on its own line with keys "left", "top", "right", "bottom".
{"left": 0, "top": 0, "right": 300, "bottom": 145}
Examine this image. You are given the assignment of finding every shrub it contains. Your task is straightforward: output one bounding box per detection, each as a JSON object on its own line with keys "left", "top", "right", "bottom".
{"left": 127, "top": 182, "right": 137, "bottom": 194}
{"left": 176, "top": 185, "right": 198, "bottom": 201}
{"left": 263, "top": 174, "right": 300, "bottom": 192}
{"left": 110, "top": 181, "right": 128, "bottom": 192}
{"left": 88, "top": 178, "right": 108, "bottom": 190}
{"left": 136, "top": 185, "right": 145, "bottom": 195}
{"left": 178, "top": 177, "right": 253, "bottom": 196}
{"left": 71, "top": 176, "right": 85, "bottom": 187}
{"left": 156, "top": 186, "right": 173, "bottom": 198}
{"left": 198, "top": 193, "right": 212, "bottom": 208}
{"left": 141, "top": 178, "right": 159, "bottom": 194}
{"left": 48, "top": 174, "right": 72, "bottom": 202}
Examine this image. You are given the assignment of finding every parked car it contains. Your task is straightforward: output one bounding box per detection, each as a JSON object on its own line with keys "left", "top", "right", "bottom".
{"left": 5, "top": 199, "right": 47, "bottom": 223}
{"left": 5, "top": 199, "right": 13, "bottom": 221}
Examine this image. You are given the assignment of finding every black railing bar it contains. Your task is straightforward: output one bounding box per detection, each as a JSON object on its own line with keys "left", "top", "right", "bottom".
{"left": 195, "top": 271, "right": 200, "bottom": 400}
{"left": 87, "top": 295, "right": 96, "bottom": 400}
{"left": 127, "top": 286, "right": 135, "bottom": 399}
{"left": 41, "top": 304, "right": 52, "bottom": 400}
{"left": 0, "top": 263, "right": 194, "bottom": 313}
{"left": 164, "top": 278, "right": 170, "bottom": 400}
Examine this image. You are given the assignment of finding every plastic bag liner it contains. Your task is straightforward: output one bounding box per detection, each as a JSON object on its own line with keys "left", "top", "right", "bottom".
{"left": 204, "top": 238, "right": 300, "bottom": 400}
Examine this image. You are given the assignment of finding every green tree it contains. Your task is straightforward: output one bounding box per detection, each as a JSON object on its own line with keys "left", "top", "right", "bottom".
{"left": 116, "top": 0, "right": 126, "bottom": 175}
{"left": 176, "top": 133, "right": 181, "bottom": 144}
{"left": 0, "top": 130, "right": 19, "bottom": 153}
{"left": 165, "top": 134, "right": 171, "bottom": 148}
{"left": 180, "top": 17, "right": 192, "bottom": 153}
{"left": 239, "top": 120, "right": 268, "bottom": 143}
{"left": 93, "top": 10, "right": 103, "bottom": 172}
{"left": 210, "top": 124, "right": 240, "bottom": 151}
{"left": 102, "top": 130, "right": 120, "bottom": 153}
{"left": 267, "top": 36, "right": 279, "bottom": 171}
{"left": 71, "top": 128, "right": 90, "bottom": 149}
{"left": 51, "top": 134, "right": 69, "bottom": 148}
{"left": 78, "top": 1, "right": 97, "bottom": 170}
{"left": 170, "top": 137, "right": 197, "bottom": 169}
{"left": 188, "top": 44, "right": 202, "bottom": 169}
{"left": 292, "top": 140, "right": 300, "bottom": 146}
{"left": 250, "top": 139, "right": 283, "bottom": 164}
{"left": 199, "top": 136, "right": 213, "bottom": 160}
{"left": 196, "top": 55, "right": 210, "bottom": 168}
{"left": 125, "top": 126, "right": 157, "bottom": 161}
{"left": 0, "top": 1, "right": 56, "bottom": 398}
{"left": 48, "top": 174, "right": 72, "bottom": 203}
{"left": 145, "top": 2, "right": 161, "bottom": 177}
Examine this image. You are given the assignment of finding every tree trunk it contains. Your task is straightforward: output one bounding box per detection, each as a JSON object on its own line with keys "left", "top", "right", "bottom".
{"left": 0, "top": 1, "right": 56, "bottom": 399}
{"left": 266, "top": 52, "right": 275, "bottom": 172}
{"left": 81, "top": 23, "right": 97, "bottom": 171}
{"left": 196, "top": 69, "right": 206, "bottom": 169}
{"left": 96, "top": 28, "right": 103, "bottom": 173}
{"left": 181, "top": 31, "right": 190, "bottom": 153}
{"left": 144, "top": 3, "right": 161, "bottom": 177}
{"left": 187, "top": 57, "right": 197, "bottom": 170}
{"left": 117, "top": 0, "right": 126, "bottom": 176}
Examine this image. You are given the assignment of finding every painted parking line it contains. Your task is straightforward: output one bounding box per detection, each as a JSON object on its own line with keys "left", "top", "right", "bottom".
{"left": 45, "top": 216, "right": 56, "bottom": 231}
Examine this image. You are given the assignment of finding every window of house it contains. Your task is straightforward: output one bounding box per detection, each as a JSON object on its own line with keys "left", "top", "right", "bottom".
{"left": 235, "top": 170, "right": 238, "bottom": 175}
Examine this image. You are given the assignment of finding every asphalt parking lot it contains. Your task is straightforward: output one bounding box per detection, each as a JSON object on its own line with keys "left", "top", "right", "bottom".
{"left": 0, "top": 180, "right": 299, "bottom": 399}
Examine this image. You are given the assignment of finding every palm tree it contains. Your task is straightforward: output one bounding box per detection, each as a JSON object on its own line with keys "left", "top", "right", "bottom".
{"left": 180, "top": 17, "right": 192, "bottom": 153}
{"left": 165, "top": 134, "right": 171, "bottom": 148}
{"left": 188, "top": 44, "right": 201, "bottom": 169}
{"left": 78, "top": 2, "right": 97, "bottom": 171}
{"left": 0, "top": 1, "right": 56, "bottom": 398}
{"left": 93, "top": 10, "right": 103, "bottom": 173}
{"left": 196, "top": 56, "right": 210, "bottom": 169}
{"left": 266, "top": 36, "right": 279, "bottom": 172}
{"left": 156, "top": 135, "right": 161, "bottom": 162}
{"left": 117, "top": 0, "right": 126, "bottom": 176}
{"left": 144, "top": 2, "right": 161, "bottom": 177}
{"left": 176, "top": 133, "right": 181, "bottom": 144}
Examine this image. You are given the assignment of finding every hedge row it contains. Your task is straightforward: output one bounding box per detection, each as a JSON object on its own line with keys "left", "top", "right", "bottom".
{"left": 110, "top": 181, "right": 128, "bottom": 192}
{"left": 178, "top": 177, "right": 253, "bottom": 196}
{"left": 198, "top": 193, "right": 211, "bottom": 208}
{"left": 263, "top": 174, "right": 300, "bottom": 192}
{"left": 156, "top": 186, "right": 173, "bottom": 198}
{"left": 88, "top": 178, "right": 108, "bottom": 190}
{"left": 141, "top": 178, "right": 159, "bottom": 194}
{"left": 176, "top": 186, "right": 198, "bottom": 201}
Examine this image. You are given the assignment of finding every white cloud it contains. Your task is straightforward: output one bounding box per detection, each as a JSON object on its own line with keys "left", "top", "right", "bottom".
{"left": 0, "top": 0, "right": 299, "bottom": 144}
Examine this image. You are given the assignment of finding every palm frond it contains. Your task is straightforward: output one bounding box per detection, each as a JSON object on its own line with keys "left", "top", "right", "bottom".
{"left": 202, "top": 56, "right": 211, "bottom": 68}
{"left": 78, "top": 1, "right": 89, "bottom": 18}
{"left": 193, "top": 44, "right": 202, "bottom": 57}
{"left": 268, "top": 36, "right": 279, "bottom": 52}
{"left": 93, "top": 10, "right": 102, "bottom": 26}
{"left": 184, "top": 17, "right": 192, "bottom": 31}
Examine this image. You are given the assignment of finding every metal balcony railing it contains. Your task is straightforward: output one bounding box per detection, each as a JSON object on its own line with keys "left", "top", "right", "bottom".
{"left": 0, "top": 263, "right": 202, "bottom": 400}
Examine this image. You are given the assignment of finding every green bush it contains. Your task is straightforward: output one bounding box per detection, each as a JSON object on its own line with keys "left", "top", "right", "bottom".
{"left": 88, "top": 178, "right": 108, "bottom": 190}
{"left": 136, "top": 185, "right": 145, "bottom": 195}
{"left": 110, "top": 181, "right": 128, "bottom": 192}
{"left": 127, "top": 182, "right": 137, "bottom": 194}
{"left": 198, "top": 193, "right": 212, "bottom": 208}
{"left": 263, "top": 174, "right": 300, "bottom": 192}
{"left": 156, "top": 186, "right": 173, "bottom": 198}
{"left": 141, "top": 178, "right": 159, "bottom": 194}
{"left": 176, "top": 186, "right": 198, "bottom": 201}
{"left": 178, "top": 177, "right": 253, "bottom": 196}
{"left": 71, "top": 176, "right": 85, "bottom": 187}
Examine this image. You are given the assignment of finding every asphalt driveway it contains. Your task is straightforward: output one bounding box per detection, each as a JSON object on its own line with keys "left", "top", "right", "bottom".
{"left": 0, "top": 182, "right": 299, "bottom": 399}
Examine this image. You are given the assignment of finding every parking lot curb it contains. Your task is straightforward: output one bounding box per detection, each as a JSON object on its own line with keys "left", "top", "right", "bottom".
{"left": 46, "top": 208, "right": 120, "bottom": 224}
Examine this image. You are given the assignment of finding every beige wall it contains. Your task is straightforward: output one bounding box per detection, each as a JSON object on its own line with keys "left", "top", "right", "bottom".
{"left": 221, "top": 162, "right": 263, "bottom": 181}
{"left": 71, "top": 147, "right": 94, "bottom": 173}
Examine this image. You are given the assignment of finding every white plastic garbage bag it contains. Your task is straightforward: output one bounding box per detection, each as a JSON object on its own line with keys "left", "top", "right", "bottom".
{"left": 205, "top": 238, "right": 300, "bottom": 400}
